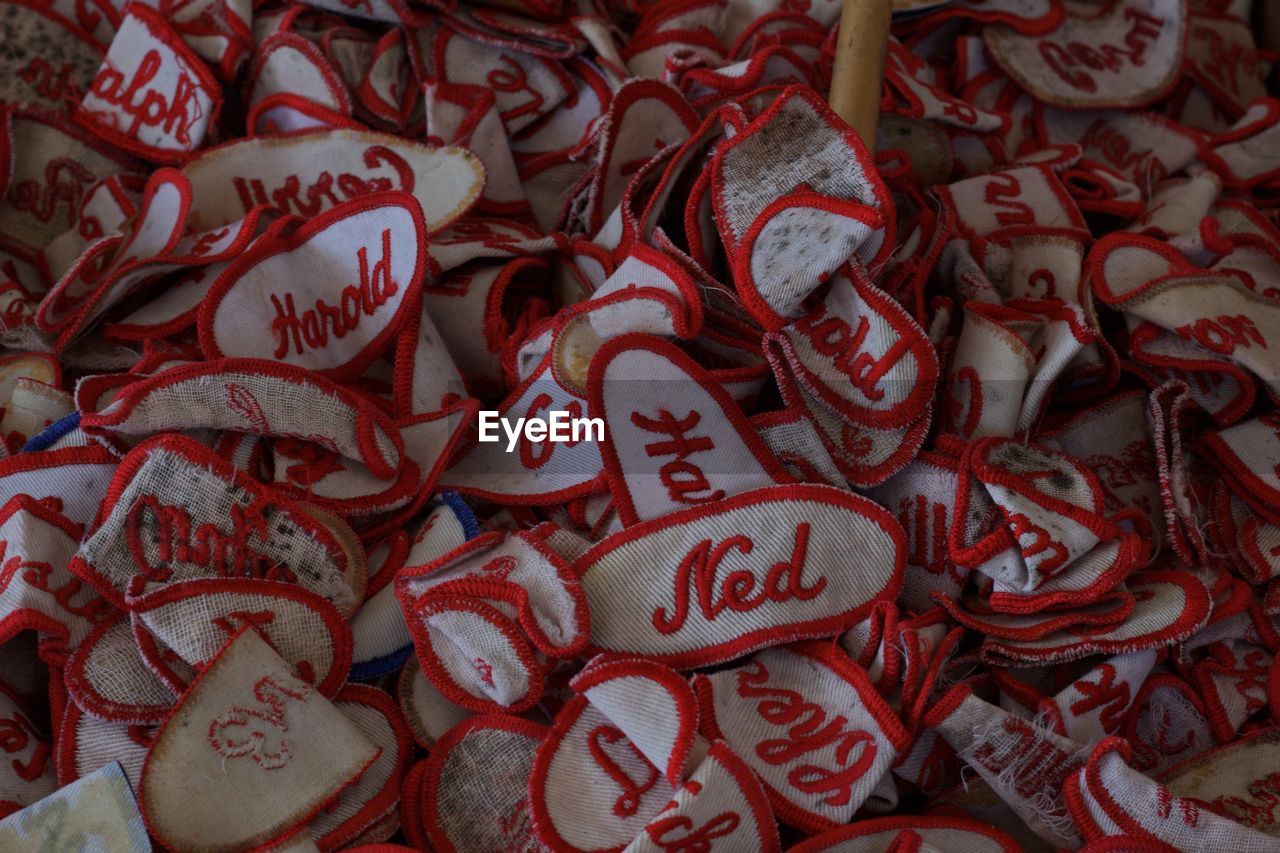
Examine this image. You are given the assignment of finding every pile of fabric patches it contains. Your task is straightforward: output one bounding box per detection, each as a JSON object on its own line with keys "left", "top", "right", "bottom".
{"left": 1, "top": 0, "right": 1280, "bottom": 848}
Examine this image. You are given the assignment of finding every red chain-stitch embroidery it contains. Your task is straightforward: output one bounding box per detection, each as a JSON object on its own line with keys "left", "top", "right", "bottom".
{"left": 587, "top": 725, "right": 660, "bottom": 817}
{"left": 898, "top": 495, "right": 963, "bottom": 583}
{"left": 1174, "top": 314, "right": 1266, "bottom": 355}
{"left": 486, "top": 56, "right": 545, "bottom": 124}
{"left": 224, "top": 383, "right": 270, "bottom": 433}
{"left": 123, "top": 494, "right": 292, "bottom": 584}
{"left": 88, "top": 52, "right": 207, "bottom": 145}
{"left": 736, "top": 659, "right": 878, "bottom": 808}
{"left": 791, "top": 308, "right": 912, "bottom": 404}
{"left": 270, "top": 228, "right": 400, "bottom": 358}
{"left": 983, "top": 174, "right": 1036, "bottom": 228}
{"left": 653, "top": 525, "right": 825, "bottom": 635}
{"left": 1210, "top": 772, "right": 1280, "bottom": 829}
{"left": 968, "top": 716, "right": 1081, "bottom": 801}
{"left": 18, "top": 58, "right": 82, "bottom": 109}
{"left": 0, "top": 705, "right": 49, "bottom": 782}
{"left": 6, "top": 159, "right": 97, "bottom": 227}
{"left": 631, "top": 410, "right": 726, "bottom": 506}
{"left": 1007, "top": 513, "right": 1070, "bottom": 579}
{"left": 207, "top": 673, "right": 313, "bottom": 770}
{"left": 1068, "top": 664, "right": 1131, "bottom": 732}
{"left": 230, "top": 148, "right": 416, "bottom": 219}
{"left": 1154, "top": 783, "right": 1200, "bottom": 827}
{"left": 1039, "top": 9, "right": 1166, "bottom": 93}
{"left": 645, "top": 810, "right": 741, "bottom": 853}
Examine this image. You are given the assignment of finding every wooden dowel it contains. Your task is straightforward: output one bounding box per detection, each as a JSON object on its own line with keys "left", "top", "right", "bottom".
{"left": 828, "top": 0, "right": 893, "bottom": 149}
{"left": 1261, "top": 0, "right": 1280, "bottom": 91}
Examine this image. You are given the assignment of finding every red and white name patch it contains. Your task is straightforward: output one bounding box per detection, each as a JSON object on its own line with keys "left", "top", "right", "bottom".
{"left": 70, "top": 435, "right": 354, "bottom": 610}
{"left": 78, "top": 359, "right": 404, "bottom": 480}
{"left": 695, "top": 642, "right": 909, "bottom": 831}
{"left": 199, "top": 192, "right": 426, "bottom": 380}
{"left": 985, "top": 0, "right": 1186, "bottom": 109}
{"left": 77, "top": 5, "right": 221, "bottom": 162}
{"left": 396, "top": 530, "right": 589, "bottom": 713}
{"left": 139, "top": 629, "right": 379, "bottom": 852}
{"left": 0, "top": 495, "right": 106, "bottom": 658}
{"left": 575, "top": 484, "right": 905, "bottom": 667}
{"left": 589, "top": 334, "right": 791, "bottom": 526}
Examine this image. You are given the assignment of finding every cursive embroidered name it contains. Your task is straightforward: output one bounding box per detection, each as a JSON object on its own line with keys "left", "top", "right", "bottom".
{"left": 18, "top": 57, "right": 82, "bottom": 109}
{"left": 587, "top": 725, "right": 659, "bottom": 817}
{"left": 653, "top": 524, "right": 825, "bottom": 634}
{"left": 794, "top": 306, "right": 912, "bottom": 403}
{"left": 1175, "top": 314, "right": 1266, "bottom": 356}
{"left": 1211, "top": 771, "right": 1280, "bottom": 829}
{"left": 968, "top": 716, "right": 1081, "bottom": 802}
{"left": 0, "top": 538, "right": 112, "bottom": 623}
{"left": 898, "top": 495, "right": 964, "bottom": 583}
{"left": 207, "top": 673, "right": 313, "bottom": 769}
{"left": 7, "top": 159, "right": 97, "bottom": 228}
{"left": 1007, "top": 512, "right": 1069, "bottom": 580}
{"left": 631, "top": 410, "right": 725, "bottom": 505}
{"left": 983, "top": 173, "right": 1035, "bottom": 228}
{"left": 1067, "top": 664, "right": 1131, "bottom": 732}
{"left": 1079, "top": 120, "right": 1164, "bottom": 182}
{"left": 88, "top": 50, "right": 206, "bottom": 145}
{"left": 123, "top": 494, "right": 295, "bottom": 584}
{"left": 1039, "top": 9, "right": 1166, "bottom": 93}
{"left": 271, "top": 228, "right": 399, "bottom": 358}
{"left": 736, "top": 660, "right": 878, "bottom": 807}
{"left": 645, "top": 810, "right": 740, "bottom": 852}
{"left": 232, "top": 147, "right": 415, "bottom": 218}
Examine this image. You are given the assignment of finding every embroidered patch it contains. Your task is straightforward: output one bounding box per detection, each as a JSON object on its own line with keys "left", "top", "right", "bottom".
{"left": 76, "top": 5, "right": 222, "bottom": 162}
{"left": 139, "top": 628, "right": 379, "bottom": 852}
{"left": 694, "top": 642, "right": 909, "bottom": 831}
{"left": 575, "top": 484, "right": 905, "bottom": 667}
{"left": 198, "top": 191, "right": 426, "bottom": 380}
{"left": 985, "top": 0, "right": 1187, "bottom": 109}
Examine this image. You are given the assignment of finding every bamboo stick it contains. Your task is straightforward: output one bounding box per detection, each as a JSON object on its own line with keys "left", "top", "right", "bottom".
{"left": 828, "top": 0, "right": 893, "bottom": 149}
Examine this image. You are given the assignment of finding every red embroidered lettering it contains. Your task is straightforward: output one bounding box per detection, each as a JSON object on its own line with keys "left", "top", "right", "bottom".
{"left": 207, "top": 673, "right": 313, "bottom": 769}
{"left": 88, "top": 50, "right": 206, "bottom": 145}
{"left": 631, "top": 410, "right": 725, "bottom": 505}
{"left": 232, "top": 147, "right": 415, "bottom": 219}
{"left": 6, "top": 159, "right": 97, "bottom": 227}
{"left": 653, "top": 524, "right": 825, "bottom": 635}
{"left": 19, "top": 57, "right": 82, "bottom": 108}
{"left": 736, "top": 660, "right": 878, "bottom": 807}
{"left": 0, "top": 707, "right": 49, "bottom": 782}
{"left": 486, "top": 55, "right": 544, "bottom": 123}
{"left": 983, "top": 173, "right": 1035, "bottom": 228}
{"left": 1007, "top": 513, "right": 1069, "bottom": 579}
{"left": 1038, "top": 9, "right": 1165, "bottom": 92}
{"left": 123, "top": 495, "right": 296, "bottom": 585}
{"left": 794, "top": 307, "right": 913, "bottom": 403}
{"left": 1174, "top": 314, "right": 1266, "bottom": 355}
{"left": 898, "top": 496, "right": 964, "bottom": 584}
{"left": 968, "top": 717, "right": 1081, "bottom": 802}
{"left": 1211, "top": 772, "right": 1280, "bottom": 828}
{"left": 1067, "top": 664, "right": 1131, "bottom": 732}
{"left": 645, "top": 811, "right": 740, "bottom": 853}
{"left": 587, "top": 725, "right": 660, "bottom": 817}
{"left": 271, "top": 229, "right": 400, "bottom": 357}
